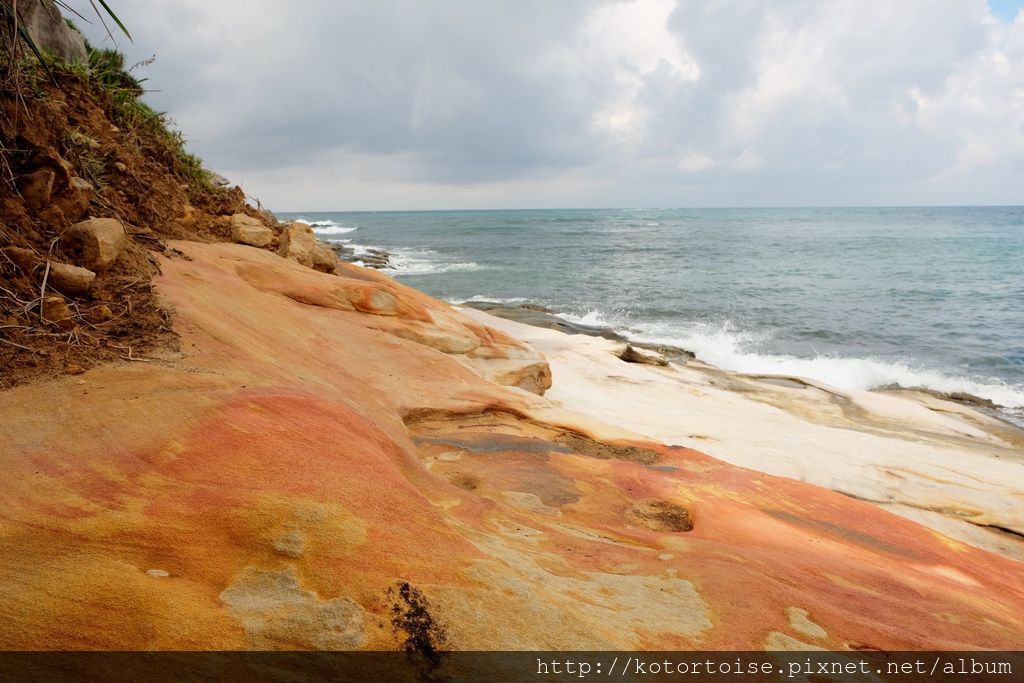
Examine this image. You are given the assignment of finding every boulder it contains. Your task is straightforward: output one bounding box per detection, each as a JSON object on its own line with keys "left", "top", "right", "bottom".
{"left": 63, "top": 218, "right": 127, "bottom": 272}
{"left": 230, "top": 214, "right": 275, "bottom": 248}
{"left": 618, "top": 344, "right": 669, "bottom": 366}
{"left": 462, "top": 356, "right": 553, "bottom": 396}
{"left": 15, "top": 0, "right": 88, "bottom": 64}
{"left": 311, "top": 241, "right": 338, "bottom": 273}
{"left": 48, "top": 261, "right": 96, "bottom": 296}
{"left": 1, "top": 247, "right": 40, "bottom": 272}
{"left": 54, "top": 177, "right": 95, "bottom": 223}
{"left": 40, "top": 295, "right": 74, "bottom": 328}
{"left": 277, "top": 222, "right": 316, "bottom": 267}
{"left": 17, "top": 168, "right": 55, "bottom": 210}
{"left": 85, "top": 304, "right": 115, "bottom": 323}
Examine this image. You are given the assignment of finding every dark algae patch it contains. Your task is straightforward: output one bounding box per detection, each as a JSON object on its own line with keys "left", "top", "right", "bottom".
{"left": 627, "top": 499, "right": 694, "bottom": 533}
{"left": 388, "top": 581, "right": 450, "bottom": 664}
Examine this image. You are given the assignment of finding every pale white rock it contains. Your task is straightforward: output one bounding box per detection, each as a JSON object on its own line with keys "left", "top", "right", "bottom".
{"left": 460, "top": 306, "right": 1024, "bottom": 561}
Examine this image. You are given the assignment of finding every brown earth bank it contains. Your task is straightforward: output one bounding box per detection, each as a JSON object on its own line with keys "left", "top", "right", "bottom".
{"left": 2, "top": 5, "right": 1023, "bottom": 654}
{"left": 0, "top": 61, "right": 281, "bottom": 387}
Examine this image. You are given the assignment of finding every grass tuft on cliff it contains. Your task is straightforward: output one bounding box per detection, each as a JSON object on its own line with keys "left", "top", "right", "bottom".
{"left": 0, "top": 5, "right": 275, "bottom": 388}
{"left": 64, "top": 43, "right": 212, "bottom": 191}
{"left": 3, "top": 3, "right": 210, "bottom": 192}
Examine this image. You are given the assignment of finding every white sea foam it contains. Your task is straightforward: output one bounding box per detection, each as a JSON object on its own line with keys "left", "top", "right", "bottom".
{"left": 551, "top": 312, "right": 1024, "bottom": 412}
{"left": 348, "top": 243, "right": 382, "bottom": 256}
{"left": 388, "top": 259, "right": 485, "bottom": 276}
{"left": 333, "top": 241, "right": 486, "bottom": 276}
{"left": 384, "top": 248, "right": 484, "bottom": 276}
{"left": 449, "top": 295, "right": 531, "bottom": 305}
{"left": 313, "top": 225, "right": 358, "bottom": 236}
{"left": 291, "top": 218, "right": 358, "bottom": 236}
{"left": 648, "top": 325, "right": 1024, "bottom": 410}
{"left": 558, "top": 309, "right": 616, "bottom": 328}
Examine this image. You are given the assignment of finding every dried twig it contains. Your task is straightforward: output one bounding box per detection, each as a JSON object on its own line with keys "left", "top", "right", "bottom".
{"left": 0, "top": 336, "right": 34, "bottom": 352}
{"left": 0, "top": 284, "right": 32, "bottom": 307}
{"left": 36, "top": 259, "right": 50, "bottom": 321}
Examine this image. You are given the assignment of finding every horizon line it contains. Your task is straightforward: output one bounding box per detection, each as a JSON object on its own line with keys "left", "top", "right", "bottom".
{"left": 272, "top": 203, "right": 1024, "bottom": 214}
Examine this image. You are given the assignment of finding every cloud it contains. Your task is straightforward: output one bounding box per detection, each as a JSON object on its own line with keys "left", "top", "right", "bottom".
{"left": 65, "top": 0, "right": 1024, "bottom": 209}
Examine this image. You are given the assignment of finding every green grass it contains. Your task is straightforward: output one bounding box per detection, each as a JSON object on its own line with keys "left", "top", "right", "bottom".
{"left": 79, "top": 46, "right": 212, "bottom": 190}
{"left": 106, "top": 92, "right": 212, "bottom": 189}
{"left": 4, "top": 7, "right": 214, "bottom": 192}
{"left": 63, "top": 128, "right": 107, "bottom": 190}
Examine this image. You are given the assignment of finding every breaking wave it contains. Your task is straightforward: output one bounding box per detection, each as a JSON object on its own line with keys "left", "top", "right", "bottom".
{"left": 292, "top": 218, "right": 358, "bottom": 236}
{"left": 383, "top": 248, "right": 485, "bottom": 276}
{"left": 551, "top": 309, "right": 1024, "bottom": 415}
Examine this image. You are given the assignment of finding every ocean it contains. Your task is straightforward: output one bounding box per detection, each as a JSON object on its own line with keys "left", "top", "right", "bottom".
{"left": 278, "top": 207, "right": 1024, "bottom": 425}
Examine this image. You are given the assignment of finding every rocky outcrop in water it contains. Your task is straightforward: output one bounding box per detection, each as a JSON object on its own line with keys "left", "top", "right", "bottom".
{"left": 619, "top": 344, "right": 669, "bottom": 366}
{"left": 328, "top": 244, "right": 392, "bottom": 270}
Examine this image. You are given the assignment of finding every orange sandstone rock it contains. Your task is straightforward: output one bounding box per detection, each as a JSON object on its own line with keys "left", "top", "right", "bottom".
{"left": 0, "top": 241, "right": 1021, "bottom": 651}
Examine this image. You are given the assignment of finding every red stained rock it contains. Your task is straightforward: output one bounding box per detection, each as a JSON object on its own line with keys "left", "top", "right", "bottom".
{"left": 0, "top": 241, "right": 1021, "bottom": 651}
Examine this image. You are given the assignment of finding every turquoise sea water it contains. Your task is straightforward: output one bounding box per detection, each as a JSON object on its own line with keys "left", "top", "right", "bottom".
{"left": 278, "top": 207, "right": 1024, "bottom": 424}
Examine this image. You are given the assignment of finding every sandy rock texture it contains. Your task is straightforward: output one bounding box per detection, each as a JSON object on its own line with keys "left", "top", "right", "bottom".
{"left": 0, "top": 242, "right": 1021, "bottom": 650}
{"left": 63, "top": 218, "right": 127, "bottom": 272}
{"left": 230, "top": 213, "right": 275, "bottom": 248}
{"left": 277, "top": 221, "right": 317, "bottom": 267}
{"left": 461, "top": 308, "right": 1024, "bottom": 562}
{"left": 47, "top": 261, "right": 96, "bottom": 296}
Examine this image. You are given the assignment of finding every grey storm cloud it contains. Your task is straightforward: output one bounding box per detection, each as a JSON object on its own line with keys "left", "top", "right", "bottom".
{"left": 65, "top": 0, "right": 1024, "bottom": 210}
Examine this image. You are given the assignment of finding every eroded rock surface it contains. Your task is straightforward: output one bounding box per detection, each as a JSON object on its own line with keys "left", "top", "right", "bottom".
{"left": 231, "top": 213, "right": 275, "bottom": 247}
{"left": 277, "top": 221, "right": 316, "bottom": 267}
{"left": 0, "top": 242, "right": 1021, "bottom": 651}
{"left": 461, "top": 307, "right": 1024, "bottom": 561}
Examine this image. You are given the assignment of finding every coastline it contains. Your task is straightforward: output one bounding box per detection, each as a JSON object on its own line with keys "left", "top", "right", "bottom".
{"left": 3, "top": 240, "right": 1023, "bottom": 650}
{"left": 458, "top": 303, "right": 1024, "bottom": 562}
{"left": 292, "top": 209, "right": 1024, "bottom": 430}
{"left": 4, "top": 1, "right": 1023, "bottom": 656}
{"left": 461, "top": 300, "right": 1024, "bottom": 428}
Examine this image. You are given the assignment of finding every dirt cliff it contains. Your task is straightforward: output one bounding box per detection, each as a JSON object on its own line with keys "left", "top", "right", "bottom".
{"left": 1, "top": 34, "right": 273, "bottom": 387}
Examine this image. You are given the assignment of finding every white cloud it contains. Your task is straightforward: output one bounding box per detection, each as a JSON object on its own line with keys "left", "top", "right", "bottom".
{"left": 65, "top": 0, "right": 1024, "bottom": 209}
{"left": 677, "top": 152, "right": 714, "bottom": 172}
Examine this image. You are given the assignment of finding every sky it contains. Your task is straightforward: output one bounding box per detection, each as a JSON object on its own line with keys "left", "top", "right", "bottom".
{"left": 66, "top": 0, "right": 1024, "bottom": 211}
